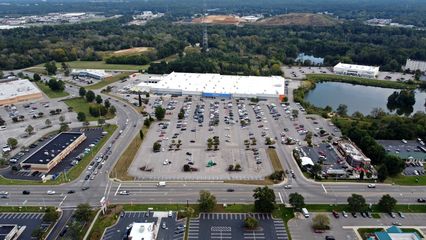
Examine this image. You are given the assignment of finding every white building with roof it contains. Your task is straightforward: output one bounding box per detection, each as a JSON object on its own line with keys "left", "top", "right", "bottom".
{"left": 71, "top": 69, "right": 111, "bottom": 80}
{"left": 404, "top": 59, "right": 426, "bottom": 73}
{"left": 128, "top": 222, "right": 155, "bottom": 240}
{"left": 0, "top": 79, "right": 43, "bottom": 105}
{"left": 134, "top": 72, "right": 286, "bottom": 99}
{"left": 333, "top": 62, "right": 379, "bottom": 78}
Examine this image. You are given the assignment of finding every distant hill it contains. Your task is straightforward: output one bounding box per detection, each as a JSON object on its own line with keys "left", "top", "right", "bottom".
{"left": 255, "top": 13, "right": 339, "bottom": 26}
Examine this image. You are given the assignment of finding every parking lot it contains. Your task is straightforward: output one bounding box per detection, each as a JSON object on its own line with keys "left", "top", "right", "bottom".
{"left": 0, "top": 212, "right": 48, "bottom": 240}
{"left": 281, "top": 65, "right": 414, "bottom": 81}
{"left": 188, "top": 213, "right": 288, "bottom": 240}
{"left": 288, "top": 212, "right": 426, "bottom": 240}
{"left": 377, "top": 140, "right": 426, "bottom": 176}
{"left": 102, "top": 211, "right": 184, "bottom": 240}
{"left": 301, "top": 143, "right": 350, "bottom": 174}
{"left": 2, "top": 127, "right": 104, "bottom": 180}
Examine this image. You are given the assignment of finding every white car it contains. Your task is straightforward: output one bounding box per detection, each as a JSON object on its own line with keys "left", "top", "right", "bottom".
{"left": 47, "top": 190, "right": 56, "bottom": 195}
{"left": 367, "top": 184, "right": 376, "bottom": 188}
{"left": 119, "top": 190, "right": 130, "bottom": 195}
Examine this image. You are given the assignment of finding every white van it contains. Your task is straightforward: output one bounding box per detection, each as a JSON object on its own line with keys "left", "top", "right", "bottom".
{"left": 157, "top": 181, "right": 166, "bottom": 187}
{"left": 301, "top": 208, "right": 310, "bottom": 218}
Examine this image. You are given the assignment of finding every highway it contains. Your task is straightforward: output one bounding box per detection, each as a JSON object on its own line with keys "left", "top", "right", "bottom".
{"left": 0, "top": 78, "right": 425, "bottom": 209}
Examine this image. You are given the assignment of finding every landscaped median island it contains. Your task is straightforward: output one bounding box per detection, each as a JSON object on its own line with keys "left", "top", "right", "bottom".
{"left": 86, "top": 72, "right": 134, "bottom": 90}
{"left": 35, "top": 81, "right": 69, "bottom": 98}
{"left": 63, "top": 97, "right": 116, "bottom": 122}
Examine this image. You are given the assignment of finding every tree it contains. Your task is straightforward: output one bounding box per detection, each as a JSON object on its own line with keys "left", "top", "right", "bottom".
{"left": 155, "top": 106, "right": 166, "bottom": 120}
{"left": 289, "top": 192, "right": 305, "bottom": 209}
{"left": 198, "top": 190, "right": 216, "bottom": 212}
{"left": 74, "top": 203, "right": 92, "bottom": 222}
{"left": 384, "top": 155, "right": 405, "bottom": 176}
{"left": 377, "top": 165, "right": 388, "bottom": 182}
{"left": 378, "top": 194, "right": 397, "bottom": 213}
{"left": 244, "top": 217, "right": 259, "bottom": 229}
{"left": 178, "top": 108, "right": 185, "bottom": 119}
{"left": 98, "top": 118, "right": 105, "bottom": 125}
{"left": 85, "top": 90, "right": 95, "bottom": 102}
{"left": 47, "top": 78, "right": 65, "bottom": 91}
{"left": 96, "top": 95, "right": 103, "bottom": 104}
{"left": 59, "top": 123, "right": 69, "bottom": 132}
{"left": 43, "top": 207, "right": 59, "bottom": 222}
{"left": 77, "top": 112, "right": 86, "bottom": 122}
{"left": 104, "top": 99, "right": 111, "bottom": 109}
{"left": 79, "top": 87, "right": 86, "bottom": 97}
{"left": 25, "top": 125, "right": 34, "bottom": 135}
{"left": 312, "top": 214, "right": 330, "bottom": 230}
{"left": 109, "top": 106, "right": 116, "bottom": 115}
{"left": 253, "top": 186, "right": 276, "bottom": 213}
{"left": 311, "top": 164, "right": 322, "bottom": 179}
{"left": 347, "top": 194, "right": 367, "bottom": 213}
{"left": 45, "top": 119, "right": 52, "bottom": 127}
{"left": 7, "top": 138, "right": 18, "bottom": 149}
{"left": 336, "top": 104, "right": 348, "bottom": 116}
{"left": 31, "top": 228, "right": 44, "bottom": 240}
{"left": 61, "top": 62, "right": 70, "bottom": 76}
{"left": 139, "top": 130, "right": 144, "bottom": 139}
{"left": 59, "top": 115, "right": 65, "bottom": 123}
{"left": 33, "top": 73, "right": 41, "bottom": 81}
{"left": 153, "top": 142, "right": 161, "bottom": 152}
{"left": 44, "top": 61, "right": 57, "bottom": 75}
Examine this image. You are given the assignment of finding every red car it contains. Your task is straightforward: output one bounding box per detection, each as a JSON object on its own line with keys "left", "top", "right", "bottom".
{"left": 332, "top": 210, "right": 340, "bottom": 218}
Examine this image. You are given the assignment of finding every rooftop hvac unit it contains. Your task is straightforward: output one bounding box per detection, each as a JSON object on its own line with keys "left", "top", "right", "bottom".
{"left": 39, "top": 159, "right": 43, "bottom": 163}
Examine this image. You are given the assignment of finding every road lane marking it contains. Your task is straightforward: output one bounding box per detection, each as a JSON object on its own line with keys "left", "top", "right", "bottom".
{"left": 278, "top": 192, "right": 283, "bottom": 204}
{"left": 59, "top": 196, "right": 67, "bottom": 206}
{"left": 322, "top": 184, "right": 327, "bottom": 193}
{"left": 114, "top": 183, "right": 121, "bottom": 196}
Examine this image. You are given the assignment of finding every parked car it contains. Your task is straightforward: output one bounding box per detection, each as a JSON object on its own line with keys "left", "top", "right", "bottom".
{"left": 22, "top": 190, "right": 30, "bottom": 195}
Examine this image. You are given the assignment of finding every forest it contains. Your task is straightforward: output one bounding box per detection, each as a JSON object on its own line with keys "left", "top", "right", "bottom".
{"left": 1, "top": 15, "right": 426, "bottom": 74}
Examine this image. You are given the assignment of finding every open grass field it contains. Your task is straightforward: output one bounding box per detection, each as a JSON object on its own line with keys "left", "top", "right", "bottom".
{"left": 110, "top": 126, "right": 149, "bottom": 180}
{"left": 386, "top": 174, "right": 426, "bottom": 186}
{"left": 256, "top": 13, "right": 339, "bottom": 26}
{"left": 112, "top": 47, "right": 155, "bottom": 56}
{"left": 35, "top": 82, "right": 69, "bottom": 98}
{"left": 63, "top": 97, "right": 115, "bottom": 121}
{"left": 32, "top": 61, "right": 147, "bottom": 71}
{"left": 306, "top": 74, "right": 416, "bottom": 89}
{"left": 86, "top": 72, "right": 133, "bottom": 90}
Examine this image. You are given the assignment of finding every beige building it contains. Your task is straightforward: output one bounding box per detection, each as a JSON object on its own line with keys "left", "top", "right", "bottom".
{"left": 0, "top": 79, "right": 43, "bottom": 105}
{"left": 21, "top": 132, "right": 87, "bottom": 173}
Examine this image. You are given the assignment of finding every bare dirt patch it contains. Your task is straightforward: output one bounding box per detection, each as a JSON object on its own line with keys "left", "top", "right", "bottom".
{"left": 256, "top": 13, "right": 339, "bottom": 26}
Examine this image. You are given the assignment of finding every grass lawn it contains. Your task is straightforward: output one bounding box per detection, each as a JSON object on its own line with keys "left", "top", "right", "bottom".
{"left": 33, "top": 61, "right": 147, "bottom": 71}
{"left": 306, "top": 74, "right": 416, "bottom": 89}
{"left": 25, "top": 67, "right": 47, "bottom": 75}
{"left": 0, "top": 206, "right": 45, "bottom": 212}
{"left": 63, "top": 97, "right": 115, "bottom": 121}
{"left": 267, "top": 148, "right": 284, "bottom": 172}
{"left": 110, "top": 126, "right": 148, "bottom": 180}
{"left": 86, "top": 72, "right": 133, "bottom": 90}
{"left": 35, "top": 82, "right": 69, "bottom": 98}
{"left": 385, "top": 174, "right": 426, "bottom": 185}
{"left": 358, "top": 228, "right": 384, "bottom": 240}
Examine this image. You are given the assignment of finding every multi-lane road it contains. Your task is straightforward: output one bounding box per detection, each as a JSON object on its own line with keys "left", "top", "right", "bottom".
{"left": 0, "top": 78, "right": 425, "bottom": 209}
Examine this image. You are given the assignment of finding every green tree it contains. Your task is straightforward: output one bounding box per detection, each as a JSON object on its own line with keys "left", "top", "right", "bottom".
{"left": 312, "top": 214, "right": 330, "bottom": 230}
{"left": 104, "top": 99, "right": 111, "bottom": 109}
{"left": 155, "top": 106, "right": 166, "bottom": 120}
{"left": 79, "top": 87, "right": 86, "bottom": 97}
{"left": 253, "top": 186, "right": 276, "bottom": 213}
{"left": 25, "top": 125, "right": 34, "bottom": 135}
{"left": 85, "top": 90, "right": 95, "bottom": 102}
{"left": 384, "top": 155, "right": 405, "bottom": 176}
{"left": 377, "top": 165, "right": 388, "bottom": 182}
{"left": 378, "top": 194, "right": 397, "bottom": 213}
{"left": 144, "top": 118, "right": 152, "bottom": 127}
{"left": 77, "top": 112, "right": 86, "bottom": 122}
{"left": 33, "top": 73, "right": 41, "bottom": 81}
{"left": 347, "top": 194, "right": 367, "bottom": 213}
{"left": 7, "top": 138, "right": 18, "bottom": 149}
{"left": 289, "top": 192, "right": 305, "bottom": 209}
{"left": 44, "top": 61, "right": 57, "bottom": 75}
{"left": 74, "top": 203, "right": 93, "bottom": 222}
{"left": 43, "top": 207, "right": 59, "bottom": 222}
{"left": 59, "top": 123, "right": 69, "bottom": 132}
{"left": 139, "top": 130, "right": 144, "bottom": 139}
{"left": 198, "top": 190, "right": 217, "bottom": 212}
{"left": 244, "top": 217, "right": 259, "bottom": 229}
{"left": 96, "top": 95, "right": 103, "bottom": 104}
{"left": 98, "top": 118, "right": 105, "bottom": 125}
{"left": 153, "top": 142, "right": 161, "bottom": 152}
{"left": 59, "top": 115, "right": 65, "bottom": 123}
{"left": 45, "top": 119, "right": 52, "bottom": 127}
{"left": 336, "top": 104, "right": 348, "bottom": 116}
{"left": 109, "top": 106, "right": 116, "bottom": 115}
{"left": 31, "top": 228, "right": 44, "bottom": 240}
{"left": 311, "top": 164, "right": 322, "bottom": 179}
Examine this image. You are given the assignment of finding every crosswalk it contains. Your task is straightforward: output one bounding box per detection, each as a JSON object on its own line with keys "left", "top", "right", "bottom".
{"left": 199, "top": 213, "right": 271, "bottom": 220}
{"left": 188, "top": 219, "right": 199, "bottom": 239}
{"left": 0, "top": 212, "right": 44, "bottom": 220}
{"left": 273, "top": 220, "right": 289, "bottom": 240}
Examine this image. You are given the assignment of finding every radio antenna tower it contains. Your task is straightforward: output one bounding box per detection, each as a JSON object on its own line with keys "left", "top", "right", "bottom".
{"left": 202, "top": 0, "right": 209, "bottom": 52}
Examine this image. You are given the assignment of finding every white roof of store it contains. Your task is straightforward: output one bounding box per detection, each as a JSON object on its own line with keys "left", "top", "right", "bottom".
{"left": 136, "top": 72, "right": 285, "bottom": 96}
{"left": 71, "top": 69, "right": 111, "bottom": 78}
{"left": 128, "top": 222, "right": 155, "bottom": 240}
{"left": 404, "top": 59, "right": 426, "bottom": 72}
{"left": 301, "top": 157, "right": 314, "bottom": 166}
{"left": 334, "top": 62, "right": 379, "bottom": 72}
{"left": 0, "top": 79, "right": 41, "bottom": 101}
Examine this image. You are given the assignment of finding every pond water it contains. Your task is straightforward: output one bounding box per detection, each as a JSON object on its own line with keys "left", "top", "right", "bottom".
{"left": 304, "top": 82, "right": 426, "bottom": 115}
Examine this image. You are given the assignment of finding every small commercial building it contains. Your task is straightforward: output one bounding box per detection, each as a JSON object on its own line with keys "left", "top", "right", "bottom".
{"left": 336, "top": 140, "right": 371, "bottom": 167}
{"left": 369, "top": 226, "right": 421, "bottom": 240}
{"left": 134, "top": 72, "right": 286, "bottom": 99}
{"left": 127, "top": 222, "right": 156, "bottom": 240}
{"left": 333, "top": 62, "right": 379, "bottom": 78}
{"left": 0, "top": 79, "right": 43, "bottom": 105}
{"left": 71, "top": 69, "right": 111, "bottom": 80}
{"left": 20, "top": 132, "right": 86, "bottom": 173}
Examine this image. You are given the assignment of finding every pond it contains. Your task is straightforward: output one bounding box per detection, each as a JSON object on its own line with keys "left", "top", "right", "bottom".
{"left": 304, "top": 82, "right": 426, "bottom": 115}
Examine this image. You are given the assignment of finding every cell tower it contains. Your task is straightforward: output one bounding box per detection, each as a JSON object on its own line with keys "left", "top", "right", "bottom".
{"left": 202, "top": 0, "right": 209, "bottom": 52}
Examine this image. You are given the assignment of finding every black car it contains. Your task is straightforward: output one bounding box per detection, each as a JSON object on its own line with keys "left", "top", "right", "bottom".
{"left": 325, "top": 236, "right": 336, "bottom": 240}
{"left": 226, "top": 189, "right": 235, "bottom": 192}
{"left": 351, "top": 212, "right": 357, "bottom": 218}
{"left": 22, "top": 190, "right": 30, "bottom": 195}
{"left": 59, "top": 225, "right": 69, "bottom": 237}
{"left": 82, "top": 186, "right": 90, "bottom": 191}
{"left": 417, "top": 198, "right": 426, "bottom": 203}
{"left": 67, "top": 190, "right": 75, "bottom": 194}
{"left": 85, "top": 175, "right": 90, "bottom": 180}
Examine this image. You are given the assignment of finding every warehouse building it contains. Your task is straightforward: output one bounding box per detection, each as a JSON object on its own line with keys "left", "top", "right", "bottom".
{"left": 404, "top": 59, "right": 426, "bottom": 73}
{"left": 134, "top": 72, "right": 286, "bottom": 99}
{"left": 71, "top": 69, "right": 111, "bottom": 80}
{"left": 20, "top": 132, "right": 86, "bottom": 173}
{"left": 333, "top": 62, "right": 380, "bottom": 78}
{"left": 0, "top": 79, "right": 43, "bottom": 105}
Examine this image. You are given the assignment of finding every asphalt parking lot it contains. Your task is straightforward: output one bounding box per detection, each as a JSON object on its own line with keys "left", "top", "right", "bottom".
{"left": 377, "top": 140, "right": 426, "bottom": 176}
{"left": 188, "top": 213, "right": 288, "bottom": 240}
{"left": 288, "top": 212, "right": 426, "bottom": 240}
{"left": 102, "top": 211, "right": 184, "bottom": 240}
{"left": 0, "top": 212, "right": 48, "bottom": 240}
{"left": 301, "top": 143, "right": 348, "bottom": 171}
{"left": 2, "top": 127, "right": 104, "bottom": 180}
